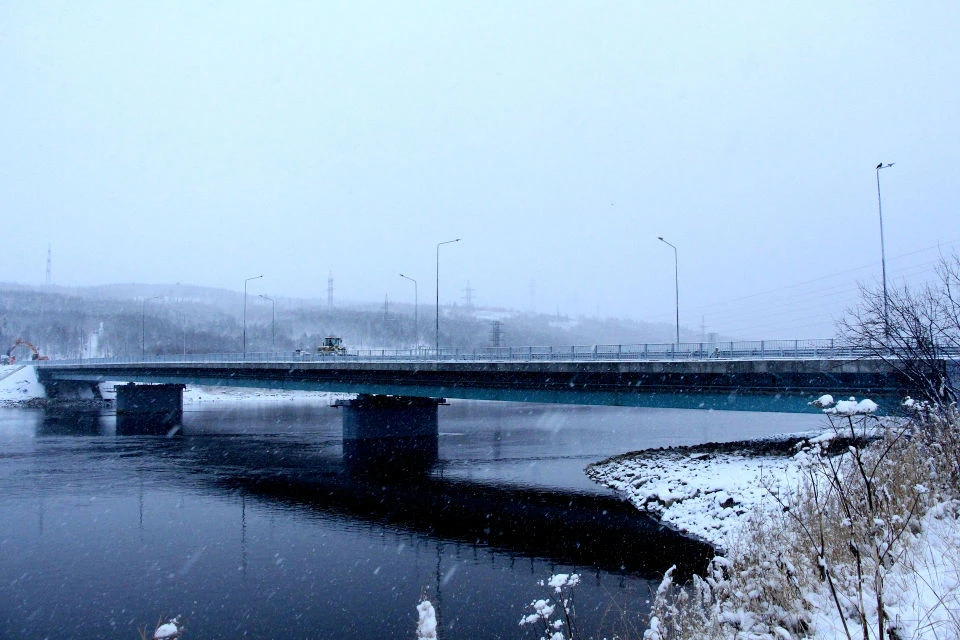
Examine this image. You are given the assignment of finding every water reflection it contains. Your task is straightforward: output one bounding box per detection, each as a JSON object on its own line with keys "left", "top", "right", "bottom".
{"left": 37, "top": 404, "right": 113, "bottom": 436}
{"left": 0, "top": 400, "right": 821, "bottom": 639}
{"left": 191, "top": 441, "right": 711, "bottom": 578}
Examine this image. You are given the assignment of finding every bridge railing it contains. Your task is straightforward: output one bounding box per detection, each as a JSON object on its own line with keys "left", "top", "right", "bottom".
{"left": 35, "top": 338, "right": 960, "bottom": 366}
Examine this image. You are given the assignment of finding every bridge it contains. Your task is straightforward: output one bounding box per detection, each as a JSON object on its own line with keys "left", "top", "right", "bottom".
{"left": 34, "top": 339, "right": 918, "bottom": 408}
{"left": 34, "top": 338, "right": 922, "bottom": 469}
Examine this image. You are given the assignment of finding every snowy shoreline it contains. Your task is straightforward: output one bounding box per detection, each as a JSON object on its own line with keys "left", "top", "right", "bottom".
{"left": 586, "top": 432, "right": 826, "bottom": 551}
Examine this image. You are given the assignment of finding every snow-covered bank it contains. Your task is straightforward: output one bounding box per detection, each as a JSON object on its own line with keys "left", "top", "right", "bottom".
{"left": 587, "top": 436, "right": 813, "bottom": 550}
{"left": 0, "top": 365, "right": 46, "bottom": 404}
{"left": 589, "top": 399, "right": 960, "bottom": 639}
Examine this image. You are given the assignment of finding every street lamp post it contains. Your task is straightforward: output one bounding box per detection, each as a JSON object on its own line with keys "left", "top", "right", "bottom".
{"left": 658, "top": 237, "right": 680, "bottom": 346}
{"left": 399, "top": 273, "right": 418, "bottom": 348}
{"left": 259, "top": 294, "right": 275, "bottom": 353}
{"left": 243, "top": 274, "right": 263, "bottom": 358}
{"left": 141, "top": 295, "right": 161, "bottom": 359}
{"left": 435, "top": 239, "right": 460, "bottom": 356}
{"left": 876, "top": 162, "right": 895, "bottom": 336}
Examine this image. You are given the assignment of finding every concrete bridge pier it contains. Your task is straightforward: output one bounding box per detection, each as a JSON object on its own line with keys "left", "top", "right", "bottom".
{"left": 42, "top": 378, "right": 102, "bottom": 400}
{"left": 336, "top": 394, "right": 444, "bottom": 474}
{"left": 115, "top": 383, "right": 185, "bottom": 435}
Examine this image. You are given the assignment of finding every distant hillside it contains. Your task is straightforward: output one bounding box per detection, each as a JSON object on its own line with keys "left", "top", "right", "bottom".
{"left": 0, "top": 282, "right": 705, "bottom": 359}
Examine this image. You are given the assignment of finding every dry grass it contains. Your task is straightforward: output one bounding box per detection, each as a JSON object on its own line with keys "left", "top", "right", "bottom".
{"left": 644, "top": 407, "right": 959, "bottom": 640}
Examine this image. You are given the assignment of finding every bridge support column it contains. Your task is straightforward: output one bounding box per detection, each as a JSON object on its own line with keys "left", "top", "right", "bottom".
{"left": 42, "top": 379, "right": 102, "bottom": 400}
{"left": 336, "top": 394, "right": 443, "bottom": 473}
{"left": 115, "top": 383, "right": 185, "bottom": 435}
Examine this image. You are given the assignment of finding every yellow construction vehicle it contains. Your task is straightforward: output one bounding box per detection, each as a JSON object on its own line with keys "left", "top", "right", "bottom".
{"left": 317, "top": 336, "right": 346, "bottom": 355}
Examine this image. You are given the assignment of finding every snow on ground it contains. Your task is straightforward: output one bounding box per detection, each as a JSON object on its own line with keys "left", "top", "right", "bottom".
{"left": 881, "top": 499, "right": 960, "bottom": 638}
{"left": 472, "top": 309, "right": 518, "bottom": 322}
{"left": 0, "top": 365, "right": 350, "bottom": 406}
{"left": 587, "top": 438, "right": 810, "bottom": 550}
{"left": 0, "top": 365, "right": 46, "bottom": 404}
{"left": 179, "top": 385, "right": 350, "bottom": 405}
{"left": 589, "top": 399, "right": 960, "bottom": 639}
{"left": 587, "top": 394, "right": 880, "bottom": 550}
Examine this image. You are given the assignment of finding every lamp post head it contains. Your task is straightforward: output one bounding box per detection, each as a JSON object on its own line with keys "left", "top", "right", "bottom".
{"left": 877, "top": 162, "right": 895, "bottom": 171}
{"left": 658, "top": 236, "right": 677, "bottom": 251}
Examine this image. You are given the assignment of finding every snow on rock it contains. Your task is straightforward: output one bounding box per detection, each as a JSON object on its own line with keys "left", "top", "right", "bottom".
{"left": 0, "top": 365, "right": 46, "bottom": 404}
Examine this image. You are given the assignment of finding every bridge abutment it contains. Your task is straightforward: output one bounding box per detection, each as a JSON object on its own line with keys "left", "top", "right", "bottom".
{"left": 115, "top": 383, "right": 185, "bottom": 435}
{"left": 336, "top": 394, "right": 443, "bottom": 473}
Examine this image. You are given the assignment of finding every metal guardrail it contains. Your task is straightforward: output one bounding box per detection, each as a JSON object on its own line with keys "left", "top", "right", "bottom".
{"left": 35, "top": 338, "right": 959, "bottom": 366}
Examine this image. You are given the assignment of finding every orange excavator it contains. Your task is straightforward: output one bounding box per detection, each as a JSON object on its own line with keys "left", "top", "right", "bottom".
{"left": 4, "top": 339, "right": 49, "bottom": 364}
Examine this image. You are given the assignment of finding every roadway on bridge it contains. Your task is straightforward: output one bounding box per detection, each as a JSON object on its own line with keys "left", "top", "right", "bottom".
{"left": 36, "top": 354, "right": 910, "bottom": 413}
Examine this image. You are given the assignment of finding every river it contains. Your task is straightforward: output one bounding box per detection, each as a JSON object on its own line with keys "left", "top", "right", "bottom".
{"left": 0, "top": 396, "right": 822, "bottom": 639}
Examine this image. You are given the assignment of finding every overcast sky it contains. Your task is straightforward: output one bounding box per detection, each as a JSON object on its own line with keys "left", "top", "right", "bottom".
{"left": 1, "top": 2, "right": 957, "bottom": 339}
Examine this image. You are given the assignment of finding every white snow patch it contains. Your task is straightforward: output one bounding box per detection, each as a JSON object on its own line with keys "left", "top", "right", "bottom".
{"left": 473, "top": 309, "right": 518, "bottom": 321}
{"left": 0, "top": 365, "right": 46, "bottom": 403}
{"left": 588, "top": 444, "right": 805, "bottom": 550}
{"left": 824, "top": 397, "right": 878, "bottom": 416}
{"left": 809, "top": 394, "right": 835, "bottom": 408}
{"left": 181, "top": 385, "right": 351, "bottom": 405}
{"left": 416, "top": 599, "right": 437, "bottom": 640}
{"left": 152, "top": 616, "right": 182, "bottom": 639}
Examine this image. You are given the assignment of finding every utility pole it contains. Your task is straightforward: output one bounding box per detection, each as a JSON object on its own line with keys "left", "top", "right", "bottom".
{"left": 875, "top": 162, "right": 895, "bottom": 336}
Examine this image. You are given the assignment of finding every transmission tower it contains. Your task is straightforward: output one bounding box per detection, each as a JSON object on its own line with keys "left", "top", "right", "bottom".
{"left": 489, "top": 320, "right": 503, "bottom": 348}
{"left": 327, "top": 272, "right": 334, "bottom": 308}
{"left": 463, "top": 281, "right": 475, "bottom": 312}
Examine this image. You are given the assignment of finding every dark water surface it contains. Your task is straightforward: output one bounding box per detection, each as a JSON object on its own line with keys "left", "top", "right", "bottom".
{"left": 0, "top": 398, "right": 821, "bottom": 639}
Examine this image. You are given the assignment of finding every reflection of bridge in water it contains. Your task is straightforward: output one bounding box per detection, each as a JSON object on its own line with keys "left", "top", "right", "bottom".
{"left": 32, "top": 403, "right": 714, "bottom": 578}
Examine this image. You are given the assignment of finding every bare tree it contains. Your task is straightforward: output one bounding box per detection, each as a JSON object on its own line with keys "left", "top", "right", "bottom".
{"left": 839, "top": 253, "right": 959, "bottom": 405}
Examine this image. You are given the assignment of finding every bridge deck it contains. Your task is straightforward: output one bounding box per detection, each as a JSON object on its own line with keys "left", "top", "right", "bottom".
{"left": 35, "top": 355, "right": 912, "bottom": 413}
